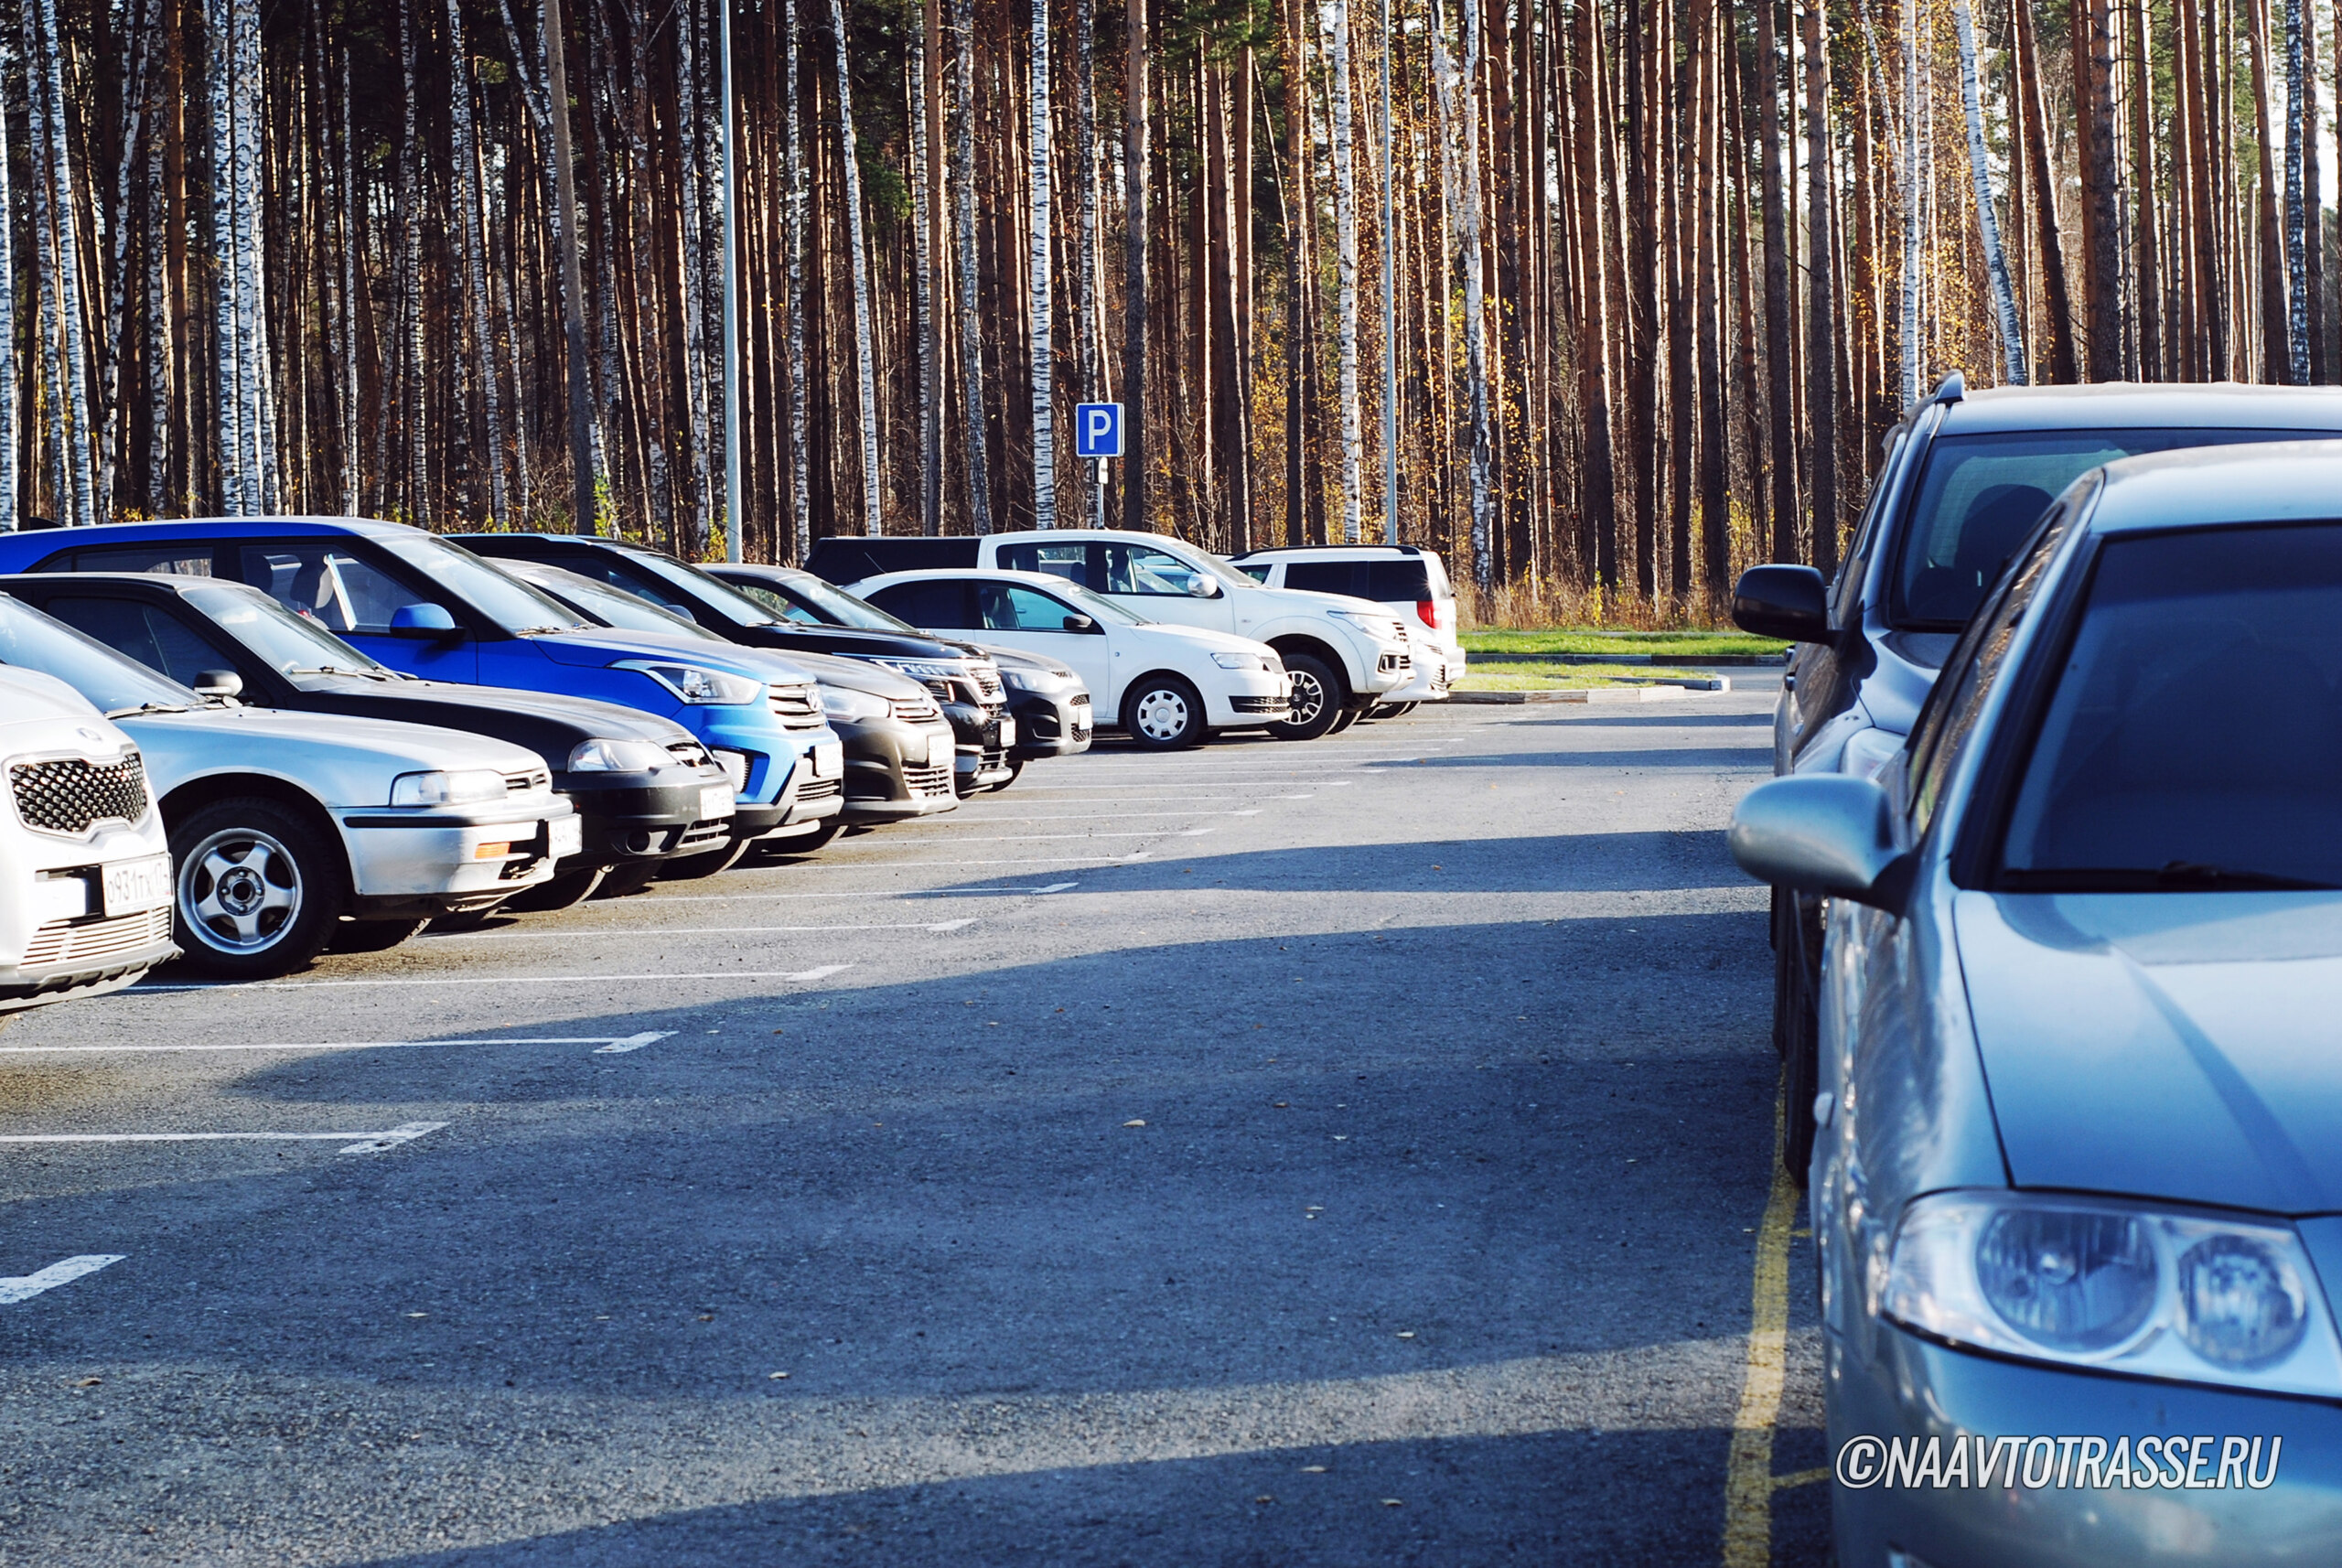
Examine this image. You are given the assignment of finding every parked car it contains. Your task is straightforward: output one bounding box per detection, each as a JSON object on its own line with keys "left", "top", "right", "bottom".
{"left": 0, "top": 517, "right": 826, "bottom": 855}
{"left": 704, "top": 562, "right": 1094, "bottom": 779}
{"left": 804, "top": 529, "right": 1413, "bottom": 740}
{"left": 1730, "top": 441, "right": 2342, "bottom": 1568}
{"left": 0, "top": 595, "right": 575, "bottom": 975}
{"left": 0, "top": 666, "right": 177, "bottom": 1007}
{"left": 1, "top": 572, "right": 734, "bottom": 910}
{"left": 494, "top": 559, "right": 951, "bottom": 850}
{"left": 450, "top": 533, "right": 1015, "bottom": 795}
{"left": 843, "top": 567, "right": 1293, "bottom": 750}
{"left": 1227, "top": 542, "right": 1464, "bottom": 711}
{"left": 1729, "top": 375, "right": 2342, "bottom": 1177}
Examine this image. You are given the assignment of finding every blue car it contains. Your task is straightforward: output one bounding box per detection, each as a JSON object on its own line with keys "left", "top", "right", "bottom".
{"left": 0, "top": 518, "right": 841, "bottom": 846}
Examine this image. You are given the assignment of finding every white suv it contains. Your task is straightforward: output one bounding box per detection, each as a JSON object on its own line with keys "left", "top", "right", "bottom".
{"left": 1228, "top": 544, "right": 1465, "bottom": 707}
{"left": 0, "top": 666, "right": 177, "bottom": 1010}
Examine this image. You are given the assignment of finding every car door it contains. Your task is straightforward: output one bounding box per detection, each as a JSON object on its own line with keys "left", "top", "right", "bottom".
{"left": 30, "top": 593, "right": 252, "bottom": 692}
{"left": 1095, "top": 541, "right": 1235, "bottom": 633}
{"left": 233, "top": 541, "right": 479, "bottom": 682}
{"left": 972, "top": 582, "right": 1116, "bottom": 704}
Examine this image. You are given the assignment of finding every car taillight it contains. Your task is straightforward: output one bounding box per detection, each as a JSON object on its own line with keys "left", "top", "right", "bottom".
{"left": 1417, "top": 598, "right": 1438, "bottom": 628}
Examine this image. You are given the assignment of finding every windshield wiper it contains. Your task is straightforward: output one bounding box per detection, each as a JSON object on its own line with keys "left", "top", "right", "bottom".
{"left": 512, "top": 624, "right": 578, "bottom": 637}
{"left": 2002, "top": 864, "right": 2340, "bottom": 893}
{"left": 103, "top": 701, "right": 192, "bottom": 718}
{"left": 284, "top": 664, "right": 377, "bottom": 678}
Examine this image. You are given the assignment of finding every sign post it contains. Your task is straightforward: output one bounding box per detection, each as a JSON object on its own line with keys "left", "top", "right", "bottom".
{"left": 1074, "top": 403, "right": 1123, "bottom": 530}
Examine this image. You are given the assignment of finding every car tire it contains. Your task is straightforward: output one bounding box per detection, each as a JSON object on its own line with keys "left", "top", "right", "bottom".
{"left": 751, "top": 819, "right": 844, "bottom": 859}
{"left": 169, "top": 797, "right": 347, "bottom": 979}
{"left": 986, "top": 758, "right": 1026, "bottom": 791}
{"left": 660, "top": 837, "right": 752, "bottom": 880}
{"left": 1327, "top": 704, "right": 1364, "bottom": 735}
{"left": 1122, "top": 674, "right": 1209, "bottom": 749}
{"left": 1371, "top": 702, "right": 1417, "bottom": 720}
{"left": 1266, "top": 654, "right": 1344, "bottom": 741}
{"left": 500, "top": 861, "right": 608, "bottom": 913}
{"left": 324, "top": 917, "right": 427, "bottom": 954}
{"left": 1779, "top": 894, "right": 1822, "bottom": 1187}
{"left": 590, "top": 861, "right": 662, "bottom": 901}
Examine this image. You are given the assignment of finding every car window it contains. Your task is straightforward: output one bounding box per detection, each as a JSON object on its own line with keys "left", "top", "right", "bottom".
{"left": 0, "top": 595, "right": 199, "bottom": 715}
{"left": 1892, "top": 428, "right": 2322, "bottom": 628}
{"left": 543, "top": 553, "right": 700, "bottom": 616}
{"left": 371, "top": 532, "right": 587, "bottom": 633}
{"left": 996, "top": 541, "right": 1096, "bottom": 587}
{"left": 1101, "top": 542, "right": 1213, "bottom": 596}
{"left": 865, "top": 580, "right": 975, "bottom": 628}
{"left": 179, "top": 581, "right": 389, "bottom": 678}
{"left": 1905, "top": 499, "right": 2079, "bottom": 839}
{"left": 1237, "top": 564, "right": 1272, "bottom": 583}
{"left": 626, "top": 553, "right": 782, "bottom": 628}
{"left": 1998, "top": 522, "right": 2342, "bottom": 890}
{"left": 240, "top": 544, "right": 427, "bottom": 636}
{"left": 757, "top": 573, "right": 926, "bottom": 633}
{"left": 1284, "top": 560, "right": 1435, "bottom": 599}
{"left": 978, "top": 583, "right": 1081, "bottom": 631}
{"left": 1830, "top": 424, "right": 1909, "bottom": 624}
{"left": 40, "top": 596, "right": 229, "bottom": 686}
{"left": 731, "top": 583, "right": 816, "bottom": 622}
{"left": 52, "top": 542, "right": 218, "bottom": 575}
{"left": 511, "top": 563, "right": 728, "bottom": 641}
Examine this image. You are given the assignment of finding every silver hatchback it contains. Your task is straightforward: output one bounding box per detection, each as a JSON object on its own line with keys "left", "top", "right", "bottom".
{"left": 1731, "top": 443, "right": 2342, "bottom": 1565}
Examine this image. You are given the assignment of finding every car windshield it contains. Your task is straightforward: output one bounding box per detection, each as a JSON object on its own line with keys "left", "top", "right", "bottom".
{"left": 182, "top": 581, "right": 392, "bottom": 680}
{"left": 1892, "top": 428, "right": 2325, "bottom": 628}
{"left": 512, "top": 564, "right": 727, "bottom": 642}
{"left": 0, "top": 595, "right": 200, "bottom": 716}
{"left": 628, "top": 553, "right": 784, "bottom": 628}
{"left": 377, "top": 532, "right": 590, "bottom": 634}
{"left": 1999, "top": 522, "right": 2342, "bottom": 891}
{"left": 762, "top": 573, "right": 924, "bottom": 633}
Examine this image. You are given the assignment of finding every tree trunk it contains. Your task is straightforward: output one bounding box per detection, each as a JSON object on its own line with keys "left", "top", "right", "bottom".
{"left": 1118, "top": 0, "right": 1147, "bottom": 531}
{"left": 1569, "top": 0, "right": 1616, "bottom": 591}
{"left": 1025, "top": 0, "right": 1055, "bottom": 530}
{"left": 2250, "top": 0, "right": 2292, "bottom": 378}
{"left": 1801, "top": 0, "right": 1835, "bottom": 576}
{"left": 1324, "top": 0, "right": 1363, "bottom": 544}
{"left": 2128, "top": 0, "right": 2161, "bottom": 380}
{"left": 2284, "top": 0, "right": 2310, "bottom": 382}
{"left": 787, "top": 0, "right": 817, "bottom": 553}
{"left": 2012, "top": 0, "right": 2079, "bottom": 382}
{"left": 0, "top": 45, "right": 15, "bottom": 528}
{"left": 952, "top": 0, "right": 992, "bottom": 534}
{"left": 1756, "top": 0, "right": 1795, "bottom": 562}
{"left": 447, "top": 0, "right": 510, "bottom": 525}
{"left": 1952, "top": 0, "right": 2025, "bottom": 384}
{"left": 827, "top": 0, "right": 883, "bottom": 534}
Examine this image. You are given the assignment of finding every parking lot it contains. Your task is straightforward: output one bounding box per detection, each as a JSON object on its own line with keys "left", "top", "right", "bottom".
{"left": 0, "top": 694, "right": 1826, "bottom": 1565}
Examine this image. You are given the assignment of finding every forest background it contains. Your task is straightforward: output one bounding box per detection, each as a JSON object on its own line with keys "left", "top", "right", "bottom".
{"left": 1, "top": 0, "right": 2332, "bottom": 623}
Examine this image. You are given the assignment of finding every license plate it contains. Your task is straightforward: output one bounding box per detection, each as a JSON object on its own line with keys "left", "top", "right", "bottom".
{"left": 700, "top": 783, "right": 736, "bottom": 820}
{"left": 547, "top": 814, "right": 583, "bottom": 859}
{"left": 811, "top": 740, "right": 843, "bottom": 779}
{"left": 927, "top": 733, "right": 953, "bottom": 768}
{"left": 997, "top": 714, "right": 1016, "bottom": 746}
{"left": 102, "top": 854, "right": 172, "bottom": 917}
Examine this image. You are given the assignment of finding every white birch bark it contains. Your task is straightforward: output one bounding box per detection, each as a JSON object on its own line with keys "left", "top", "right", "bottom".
{"left": 1900, "top": 0, "right": 1921, "bottom": 406}
{"left": 910, "top": 33, "right": 938, "bottom": 532}
{"left": 97, "top": 0, "right": 160, "bottom": 524}
{"left": 2286, "top": 0, "right": 2310, "bottom": 383}
{"left": 234, "top": 0, "right": 276, "bottom": 512}
{"left": 952, "top": 0, "right": 993, "bottom": 533}
{"left": 339, "top": 52, "right": 361, "bottom": 513}
{"left": 400, "top": 0, "right": 427, "bottom": 524}
{"left": 1075, "top": 0, "right": 1100, "bottom": 523}
{"left": 446, "top": 0, "right": 510, "bottom": 525}
{"left": 1026, "top": 0, "right": 1056, "bottom": 530}
{"left": 829, "top": 0, "right": 884, "bottom": 535}
{"left": 27, "top": 25, "right": 70, "bottom": 525}
{"left": 0, "top": 39, "right": 18, "bottom": 528}
{"left": 146, "top": 56, "right": 170, "bottom": 515}
{"left": 1951, "top": 0, "right": 2025, "bottom": 383}
{"left": 206, "top": 0, "right": 242, "bottom": 512}
{"left": 1321, "top": 0, "right": 1362, "bottom": 545}
{"left": 785, "top": 0, "right": 813, "bottom": 558}
{"left": 35, "top": 0, "right": 96, "bottom": 526}
{"left": 1433, "top": 0, "right": 1488, "bottom": 587}
{"left": 678, "top": 1, "right": 714, "bottom": 553}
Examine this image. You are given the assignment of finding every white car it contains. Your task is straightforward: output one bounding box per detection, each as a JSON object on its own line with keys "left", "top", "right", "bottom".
{"left": 845, "top": 568, "right": 1293, "bottom": 749}
{"left": 1227, "top": 543, "right": 1465, "bottom": 707}
{"left": 0, "top": 595, "right": 577, "bottom": 978}
{"left": 0, "top": 666, "right": 177, "bottom": 1009}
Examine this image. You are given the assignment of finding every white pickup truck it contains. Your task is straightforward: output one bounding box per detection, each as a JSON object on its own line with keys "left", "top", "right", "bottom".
{"left": 809, "top": 529, "right": 1415, "bottom": 740}
{"left": 0, "top": 666, "right": 177, "bottom": 1009}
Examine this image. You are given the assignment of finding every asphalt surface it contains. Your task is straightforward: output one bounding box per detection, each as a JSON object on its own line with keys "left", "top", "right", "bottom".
{"left": 0, "top": 694, "right": 1826, "bottom": 1565}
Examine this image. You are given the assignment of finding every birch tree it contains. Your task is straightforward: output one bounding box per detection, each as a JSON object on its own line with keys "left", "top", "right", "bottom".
{"left": 785, "top": 0, "right": 815, "bottom": 556}
{"left": 1026, "top": 0, "right": 1056, "bottom": 530}
{"left": 0, "top": 62, "right": 15, "bottom": 529}
{"left": 909, "top": 29, "right": 939, "bottom": 532}
{"left": 829, "top": 0, "right": 883, "bottom": 535}
{"left": 1322, "top": 0, "right": 1363, "bottom": 545}
{"left": 35, "top": 0, "right": 96, "bottom": 526}
{"left": 1952, "top": 0, "right": 2024, "bottom": 383}
{"left": 2285, "top": 0, "right": 2309, "bottom": 384}
{"left": 952, "top": 0, "right": 993, "bottom": 534}
{"left": 1433, "top": 0, "right": 1489, "bottom": 588}
{"left": 447, "top": 0, "right": 510, "bottom": 525}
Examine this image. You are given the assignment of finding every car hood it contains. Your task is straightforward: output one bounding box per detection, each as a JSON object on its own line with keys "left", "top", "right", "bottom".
{"left": 1124, "top": 622, "right": 1281, "bottom": 658}
{"left": 1253, "top": 586, "right": 1409, "bottom": 628}
{"left": 763, "top": 648, "right": 927, "bottom": 699}
{"left": 114, "top": 705, "right": 545, "bottom": 800}
{"left": 731, "top": 620, "right": 969, "bottom": 661}
{"left": 303, "top": 676, "right": 693, "bottom": 743}
{"left": 528, "top": 627, "right": 818, "bottom": 685}
{"left": 1955, "top": 889, "right": 2342, "bottom": 1215}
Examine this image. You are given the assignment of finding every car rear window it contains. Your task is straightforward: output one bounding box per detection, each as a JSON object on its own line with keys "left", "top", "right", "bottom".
{"left": 1998, "top": 522, "right": 2342, "bottom": 891}
{"left": 48, "top": 542, "right": 217, "bottom": 575}
{"left": 1284, "top": 560, "right": 1435, "bottom": 601}
{"left": 1893, "top": 428, "right": 2326, "bottom": 628}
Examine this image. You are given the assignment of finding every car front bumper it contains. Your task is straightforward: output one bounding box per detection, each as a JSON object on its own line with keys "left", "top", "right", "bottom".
{"left": 1385, "top": 643, "right": 1463, "bottom": 701}
{"left": 1005, "top": 690, "right": 1093, "bottom": 758}
{"left": 557, "top": 769, "right": 736, "bottom": 863}
{"left": 1830, "top": 1321, "right": 2342, "bottom": 1567}
{"left": 943, "top": 701, "right": 1014, "bottom": 789}
{"left": 834, "top": 715, "right": 961, "bottom": 822}
{"left": 1204, "top": 671, "right": 1296, "bottom": 727}
{"left": 334, "top": 799, "right": 578, "bottom": 914}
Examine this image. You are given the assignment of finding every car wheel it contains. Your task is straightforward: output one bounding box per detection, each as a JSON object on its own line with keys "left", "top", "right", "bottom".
{"left": 1327, "top": 704, "right": 1364, "bottom": 735}
{"left": 660, "top": 837, "right": 752, "bottom": 880}
{"left": 751, "top": 819, "right": 844, "bottom": 859}
{"left": 324, "top": 917, "right": 427, "bottom": 954}
{"left": 1266, "top": 654, "right": 1343, "bottom": 741}
{"left": 986, "top": 758, "right": 1026, "bottom": 791}
{"left": 1371, "top": 702, "right": 1417, "bottom": 720}
{"left": 1123, "top": 675, "right": 1208, "bottom": 749}
{"left": 169, "top": 797, "right": 346, "bottom": 979}
{"left": 590, "top": 862, "right": 661, "bottom": 900}
{"left": 499, "top": 861, "right": 608, "bottom": 913}
{"left": 1780, "top": 895, "right": 1822, "bottom": 1187}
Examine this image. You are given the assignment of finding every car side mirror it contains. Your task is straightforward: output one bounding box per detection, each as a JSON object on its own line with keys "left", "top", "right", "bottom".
{"left": 389, "top": 602, "right": 461, "bottom": 639}
{"left": 1732, "top": 564, "right": 1831, "bottom": 642}
{"left": 1186, "top": 577, "right": 1220, "bottom": 598}
{"left": 1061, "top": 615, "right": 1098, "bottom": 632}
{"left": 1729, "top": 774, "right": 1915, "bottom": 915}
{"left": 192, "top": 669, "right": 243, "bottom": 699}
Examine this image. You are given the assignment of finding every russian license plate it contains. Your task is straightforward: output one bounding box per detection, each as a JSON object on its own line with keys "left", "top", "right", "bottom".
{"left": 700, "top": 783, "right": 736, "bottom": 820}
{"left": 812, "top": 740, "right": 843, "bottom": 779}
{"left": 997, "top": 714, "right": 1016, "bottom": 747}
{"left": 927, "top": 732, "right": 953, "bottom": 768}
{"left": 547, "top": 814, "right": 584, "bottom": 859}
{"left": 102, "top": 854, "right": 172, "bottom": 917}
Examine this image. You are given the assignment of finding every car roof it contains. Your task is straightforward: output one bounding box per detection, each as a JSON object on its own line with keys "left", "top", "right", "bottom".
{"left": 1227, "top": 543, "right": 1423, "bottom": 560}
{"left": 856, "top": 567, "right": 1087, "bottom": 590}
{"left": 16, "top": 515, "right": 424, "bottom": 544}
{"left": 1938, "top": 381, "right": 2342, "bottom": 434}
{"left": 2084, "top": 439, "right": 2342, "bottom": 532}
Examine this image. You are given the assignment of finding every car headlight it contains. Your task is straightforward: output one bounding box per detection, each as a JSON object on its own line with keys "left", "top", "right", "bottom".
{"left": 1210, "top": 651, "right": 1275, "bottom": 671}
{"left": 566, "top": 736, "right": 672, "bottom": 773}
{"left": 1841, "top": 725, "right": 1904, "bottom": 781}
{"left": 1327, "top": 609, "right": 1404, "bottom": 643}
{"left": 821, "top": 684, "right": 891, "bottom": 722}
{"left": 390, "top": 768, "right": 507, "bottom": 808}
{"left": 999, "top": 667, "right": 1070, "bottom": 693}
{"left": 874, "top": 657, "right": 969, "bottom": 682}
{"left": 1881, "top": 1191, "right": 2341, "bottom": 1395}
{"left": 612, "top": 660, "right": 766, "bottom": 705}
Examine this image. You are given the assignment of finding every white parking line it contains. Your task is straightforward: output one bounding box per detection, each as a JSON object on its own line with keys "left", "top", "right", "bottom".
{"left": 833, "top": 831, "right": 1208, "bottom": 844}
{"left": 141, "top": 962, "right": 857, "bottom": 992}
{"left": 0, "top": 1255, "right": 124, "bottom": 1305}
{"left": 635, "top": 883, "right": 1077, "bottom": 902}
{"left": 0, "top": 1122, "right": 447, "bottom": 1156}
{"left": 0, "top": 1031, "right": 677, "bottom": 1057}
{"left": 918, "top": 811, "right": 1262, "bottom": 820}
{"left": 432, "top": 919, "right": 977, "bottom": 940}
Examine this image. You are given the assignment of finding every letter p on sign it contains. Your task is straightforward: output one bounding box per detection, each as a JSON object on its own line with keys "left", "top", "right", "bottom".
{"left": 1074, "top": 403, "right": 1123, "bottom": 459}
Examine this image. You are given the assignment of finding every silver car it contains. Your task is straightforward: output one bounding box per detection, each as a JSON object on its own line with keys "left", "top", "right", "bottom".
{"left": 1731, "top": 443, "right": 2342, "bottom": 1565}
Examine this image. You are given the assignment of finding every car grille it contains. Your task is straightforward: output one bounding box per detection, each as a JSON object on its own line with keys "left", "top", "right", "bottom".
{"left": 1233, "top": 695, "right": 1294, "bottom": 714}
{"left": 796, "top": 777, "right": 843, "bottom": 803}
{"left": 971, "top": 665, "right": 1005, "bottom": 701}
{"left": 9, "top": 755, "right": 148, "bottom": 834}
{"left": 667, "top": 739, "right": 715, "bottom": 770}
{"left": 889, "top": 695, "right": 941, "bottom": 724}
{"left": 1378, "top": 652, "right": 1411, "bottom": 673}
{"left": 20, "top": 906, "right": 175, "bottom": 970}
{"left": 768, "top": 682, "right": 826, "bottom": 729}
{"left": 902, "top": 763, "right": 953, "bottom": 798}
{"left": 503, "top": 768, "right": 551, "bottom": 796}
{"left": 1070, "top": 693, "right": 1091, "bottom": 708}
{"left": 675, "top": 818, "right": 732, "bottom": 852}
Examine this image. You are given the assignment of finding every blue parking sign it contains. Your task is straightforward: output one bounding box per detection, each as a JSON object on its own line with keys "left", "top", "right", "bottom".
{"left": 1074, "top": 403, "right": 1123, "bottom": 459}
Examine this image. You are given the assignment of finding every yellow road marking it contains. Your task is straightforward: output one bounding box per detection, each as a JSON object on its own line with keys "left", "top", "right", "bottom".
{"left": 1721, "top": 1073, "right": 1801, "bottom": 1567}
{"left": 1772, "top": 1466, "right": 1829, "bottom": 1492}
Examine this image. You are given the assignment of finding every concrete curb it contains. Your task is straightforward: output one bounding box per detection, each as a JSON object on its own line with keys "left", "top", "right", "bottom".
{"left": 1448, "top": 681, "right": 1732, "bottom": 705}
{"left": 1466, "top": 650, "right": 1787, "bottom": 667}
